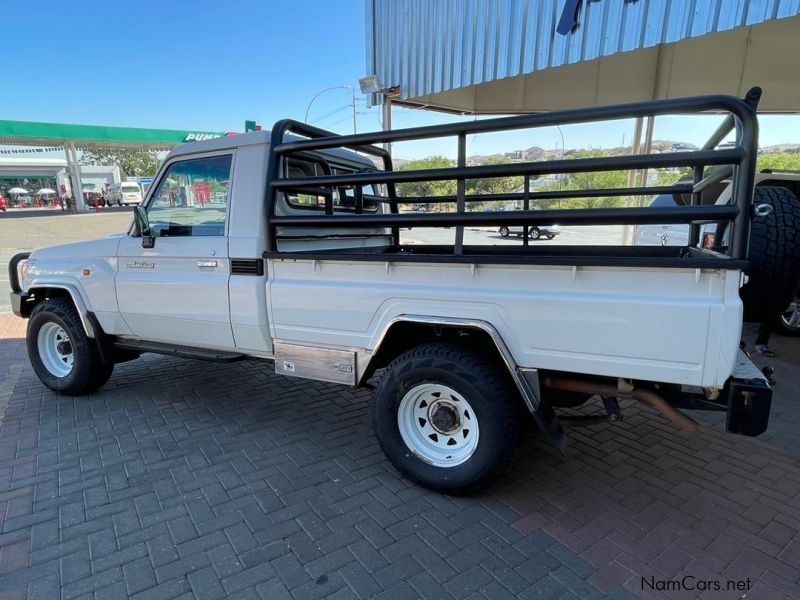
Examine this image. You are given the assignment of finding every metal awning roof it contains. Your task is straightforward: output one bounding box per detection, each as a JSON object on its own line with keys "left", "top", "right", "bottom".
{"left": 366, "top": 0, "right": 800, "bottom": 113}
{"left": 0, "top": 119, "right": 230, "bottom": 150}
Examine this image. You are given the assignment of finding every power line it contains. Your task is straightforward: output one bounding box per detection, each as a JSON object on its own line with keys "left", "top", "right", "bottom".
{"left": 311, "top": 103, "right": 351, "bottom": 124}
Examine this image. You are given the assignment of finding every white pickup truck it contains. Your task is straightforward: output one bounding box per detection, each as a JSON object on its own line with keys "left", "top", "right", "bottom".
{"left": 9, "top": 91, "right": 790, "bottom": 493}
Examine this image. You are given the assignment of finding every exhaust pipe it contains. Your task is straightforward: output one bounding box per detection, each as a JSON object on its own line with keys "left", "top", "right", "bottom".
{"left": 543, "top": 376, "right": 698, "bottom": 432}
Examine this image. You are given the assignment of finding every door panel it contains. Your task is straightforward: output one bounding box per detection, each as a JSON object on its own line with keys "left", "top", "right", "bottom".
{"left": 116, "top": 237, "right": 234, "bottom": 348}
{"left": 115, "top": 152, "right": 235, "bottom": 350}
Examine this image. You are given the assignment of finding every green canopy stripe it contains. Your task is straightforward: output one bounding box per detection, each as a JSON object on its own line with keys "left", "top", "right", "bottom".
{"left": 0, "top": 120, "right": 229, "bottom": 149}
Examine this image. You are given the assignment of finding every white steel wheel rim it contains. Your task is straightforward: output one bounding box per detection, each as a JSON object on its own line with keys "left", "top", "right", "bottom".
{"left": 37, "top": 322, "right": 74, "bottom": 377}
{"left": 781, "top": 300, "right": 800, "bottom": 330}
{"left": 397, "top": 383, "right": 479, "bottom": 468}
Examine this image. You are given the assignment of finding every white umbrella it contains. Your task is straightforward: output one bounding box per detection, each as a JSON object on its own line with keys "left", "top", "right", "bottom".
{"left": 36, "top": 188, "right": 56, "bottom": 195}
{"left": 7, "top": 187, "right": 28, "bottom": 194}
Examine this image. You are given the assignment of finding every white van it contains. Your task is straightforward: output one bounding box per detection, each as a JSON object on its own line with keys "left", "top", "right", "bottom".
{"left": 107, "top": 182, "right": 143, "bottom": 206}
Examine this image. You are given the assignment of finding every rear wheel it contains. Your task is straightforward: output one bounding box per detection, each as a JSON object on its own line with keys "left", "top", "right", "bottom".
{"left": 27, "top": 298, "right": 113, "bottom": 395}
{"left": 499, "top": 226, "right": 510, "bottom": 237}
{"left": 372, "top": 342, "right": 520, "bottom": 494}
{"left": 741, "top": 186, "right": 800, "bottom": 322}
{"left": 529, "top": 227, "right": 541, "bottom": 240}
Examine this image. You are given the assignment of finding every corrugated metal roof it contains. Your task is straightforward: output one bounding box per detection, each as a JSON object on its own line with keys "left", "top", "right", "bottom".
{"left": 366, "top": 0, "right": 800, "bottom": 103}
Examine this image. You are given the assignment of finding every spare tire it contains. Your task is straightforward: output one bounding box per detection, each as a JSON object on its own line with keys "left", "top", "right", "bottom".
{"left": 741, "top": 186, "right": 800, "bottom": 322}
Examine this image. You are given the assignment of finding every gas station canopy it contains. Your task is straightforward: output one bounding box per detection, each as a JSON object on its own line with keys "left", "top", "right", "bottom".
{"left": 0, "top": 119, "right": 230, "bottom": 150}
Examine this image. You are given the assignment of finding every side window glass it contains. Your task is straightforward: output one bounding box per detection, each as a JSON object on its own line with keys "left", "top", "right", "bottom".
{"left": 283, "top": 160, "right": 381, "bottom": 212}
{"left": 147, "top": 155, "right": 232, "bottom": 237}
{"left": 285, "top": 160, "right": 325, "bottom": 208}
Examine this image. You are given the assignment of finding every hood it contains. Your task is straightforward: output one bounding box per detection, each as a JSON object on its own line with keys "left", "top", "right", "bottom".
{"left": 30, "top": 236, "right": 123, "bottom": 260}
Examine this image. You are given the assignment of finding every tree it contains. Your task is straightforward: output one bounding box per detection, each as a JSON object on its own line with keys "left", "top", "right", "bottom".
{"left": 81, "top": 148, "right": 163, "bottom": 179}
{"left": 465, "top": 156, "right": 525, "bottom": 211}
{"left": 541, "top": 149, "right": 628, "bottom": 209}
{"left": 757, "top": 152, "right": 800, "bottom": 172}
{"left": 396, "top": 156, "right": 457, "bottom": 212}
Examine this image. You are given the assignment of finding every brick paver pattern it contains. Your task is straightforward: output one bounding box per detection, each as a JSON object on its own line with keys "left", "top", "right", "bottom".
{"left": 1, "top": 310, "right": 799, "bottom": 599}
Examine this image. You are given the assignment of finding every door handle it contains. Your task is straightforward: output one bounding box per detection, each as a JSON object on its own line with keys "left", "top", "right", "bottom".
{"left": 197, "top": 260, "right": 218, "bottom": 269}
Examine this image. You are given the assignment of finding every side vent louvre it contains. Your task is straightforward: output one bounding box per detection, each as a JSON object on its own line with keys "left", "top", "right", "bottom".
{"left": 230, "top": 259, "right": 265, "bottom": 276}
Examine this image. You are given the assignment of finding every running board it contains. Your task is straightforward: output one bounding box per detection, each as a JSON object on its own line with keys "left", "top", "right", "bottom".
{"left": 113, "top": 339, "right": 245, "bottom": 362}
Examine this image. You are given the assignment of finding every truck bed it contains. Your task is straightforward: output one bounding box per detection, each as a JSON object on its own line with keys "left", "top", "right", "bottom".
{"left": 266, "top": 254, "right": 743, "bottom": 389}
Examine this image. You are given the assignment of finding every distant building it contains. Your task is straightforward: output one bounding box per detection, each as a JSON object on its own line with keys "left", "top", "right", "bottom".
{"left": 0, "top": 157, "right": 120, "bottom": 204}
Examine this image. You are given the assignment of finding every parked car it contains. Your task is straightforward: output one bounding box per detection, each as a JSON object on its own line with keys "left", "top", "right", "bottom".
{"left": 499, "top": 223, "right": 560, "bottom": 239}
{"left": 0, "top": 196, "right": 6, "bottom": 211}
{"left": 8, "top": 92, "right": 792, "bottom": 493}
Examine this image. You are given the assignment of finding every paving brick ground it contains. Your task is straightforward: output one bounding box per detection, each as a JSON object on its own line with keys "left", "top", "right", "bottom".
{"left": 1, "top": 311, "right": 799, "bottom": 600}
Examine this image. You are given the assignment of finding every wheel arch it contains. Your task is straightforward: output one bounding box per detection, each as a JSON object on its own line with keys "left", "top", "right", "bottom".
{"left": 360, "top": 315, "right": 540, "bottom": 415}
{"left": 25, "top": 284, "right": 96, "bottom": 338}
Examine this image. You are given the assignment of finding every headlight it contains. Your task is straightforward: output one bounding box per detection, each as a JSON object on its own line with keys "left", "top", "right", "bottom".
{"left": 18, "top": 260, "right": 31, "bottom": 286}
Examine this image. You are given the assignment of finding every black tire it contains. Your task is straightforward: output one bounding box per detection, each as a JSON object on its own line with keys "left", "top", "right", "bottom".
{"left": 741, "top": 186, "right": 800, "bottom": 323}
{"left": 372, "top": 342, "right": 521, "bottom": 494}
{"left": 27, "top": 298, "right": 113, "bottom": 395}
{"left": 529, "top": 227, "right": 541, "bottom": 240}
{"left": 546, "top": 234, "right": 556, "bottom": 240}
{"left": 499, "top": 226, "right": 509, "bottom": 237}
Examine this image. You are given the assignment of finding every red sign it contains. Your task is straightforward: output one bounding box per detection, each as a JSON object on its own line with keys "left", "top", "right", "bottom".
{"left": 192, "top": 182, "right": 211, "bottom": 206}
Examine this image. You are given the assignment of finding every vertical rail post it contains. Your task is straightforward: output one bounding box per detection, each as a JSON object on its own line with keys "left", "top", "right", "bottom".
{"left": 355, "top": 185, "right": 363, "bottom": 214}
{"left": 522, "top": 174, "right": 530, "bottom": 246}
{"left": 454, "top": 133, "right": 466, "bottom": 254}
{"left": 689, "top": 165, "right": 702, "bottom": 247}
{"left": 730, "top": 87, "right": 761, "bottom": 259}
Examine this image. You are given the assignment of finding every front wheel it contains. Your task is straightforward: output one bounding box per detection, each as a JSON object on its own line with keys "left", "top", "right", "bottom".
{"left": 372, "top": 342, "right": 520, "bottom": 494}
{"left": 27, "top": 298, "right": 113, "bottom": 395}
{"left": 529, "top": 227, "right": 541, "bottom": 240}
{"left": 499, "top": 226, "right": 509, "bottom": 237}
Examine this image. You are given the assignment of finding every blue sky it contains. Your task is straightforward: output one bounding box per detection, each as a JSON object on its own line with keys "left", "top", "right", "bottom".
{"left": 2, "top": 0, "right": 798, "bottom": 160}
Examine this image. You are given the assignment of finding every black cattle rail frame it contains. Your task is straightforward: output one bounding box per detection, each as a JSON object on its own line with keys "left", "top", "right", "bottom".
{"left": 263, "top": 88, "right": 761, "bottom": 269}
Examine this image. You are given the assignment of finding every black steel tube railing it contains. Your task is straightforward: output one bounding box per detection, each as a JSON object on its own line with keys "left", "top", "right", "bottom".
{"left": 693, "top": 166, "right": 733, "bottom": 194}
{"left": 390, "top": 184, "right": 693, "bottom": 204}
{"left": 272, "top": 149, "right": 743, "bottom": 189}
{"left": 272, "top": 205, "right": 738, "bottom": 228}
{"left": 274, "top": 95, "right": 755, "bottom": 155}
{"left": 265, "top": 90, "right": 760, "bottom": 260}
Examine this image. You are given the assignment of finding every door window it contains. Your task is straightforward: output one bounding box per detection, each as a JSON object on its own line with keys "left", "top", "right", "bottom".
{"left": 147, "top": 155, "right": 232, "bottom": 237}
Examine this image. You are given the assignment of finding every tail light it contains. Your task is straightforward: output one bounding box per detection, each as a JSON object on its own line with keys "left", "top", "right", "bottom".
{"left": 702, "top": 233, "right": 716, "bottom": 248}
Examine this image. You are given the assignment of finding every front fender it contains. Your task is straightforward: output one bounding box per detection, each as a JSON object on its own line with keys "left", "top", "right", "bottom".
{"left": 25, "top": 283, "right": 96, "bottom": 338}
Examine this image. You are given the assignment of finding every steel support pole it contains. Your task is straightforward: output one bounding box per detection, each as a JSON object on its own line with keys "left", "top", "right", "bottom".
{"left": 454, "top": 134, "right": 466, "bottom": 254}
{"left": 622, "top": 117, "right": 644, "bottom": 245}
{"left": 637, "top": 116, "right": 656, "bottom": 191}
{"left": 382, "top": 95, "right": 392, "bottom": 155}
{"left": 64, "top": 143, "right": 86, "bottom": 212}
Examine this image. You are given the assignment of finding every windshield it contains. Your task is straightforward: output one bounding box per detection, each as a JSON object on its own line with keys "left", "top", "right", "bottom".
{"left": 122, "top": 185, "right": 140, "bottom": 194}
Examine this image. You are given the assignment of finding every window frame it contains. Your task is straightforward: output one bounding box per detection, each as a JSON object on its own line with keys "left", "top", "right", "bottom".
{"left": 142, "top": 150, "right": 236, "bottom": 238}
{"left": 281, "top": 156, "right": 382, "bottom": 213}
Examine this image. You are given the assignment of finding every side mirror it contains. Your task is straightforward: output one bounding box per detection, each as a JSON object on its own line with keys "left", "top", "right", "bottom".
{"left": 133, "top": 206, "right": 155, "bottom": 248}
